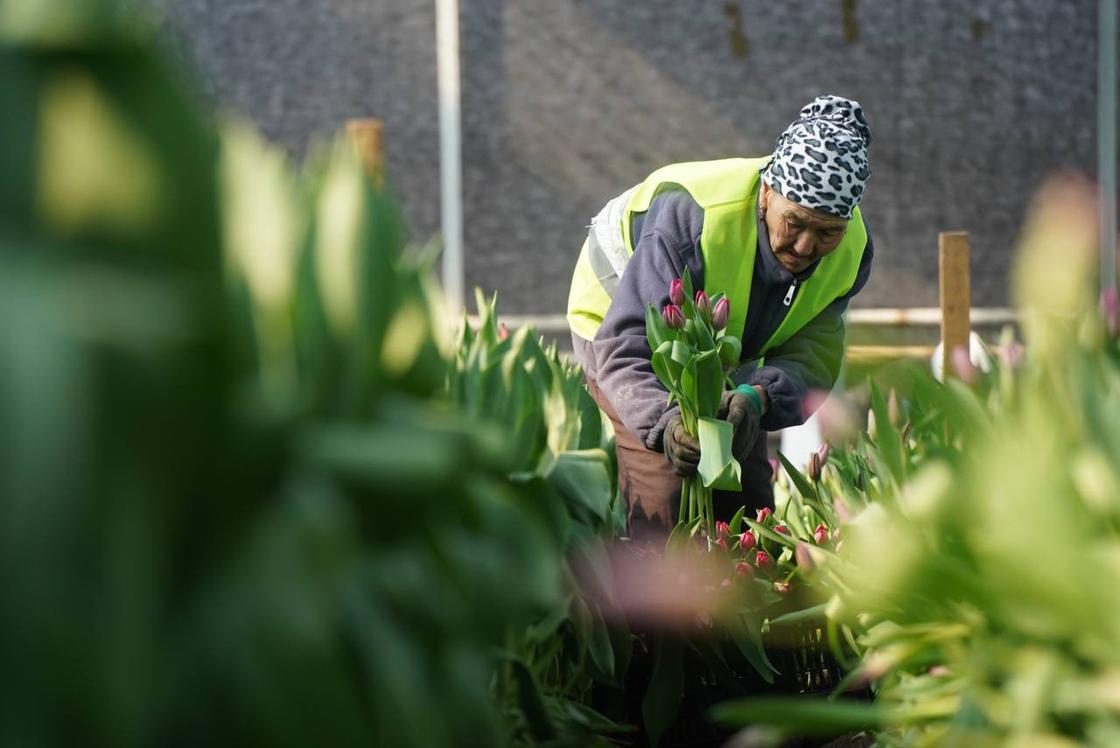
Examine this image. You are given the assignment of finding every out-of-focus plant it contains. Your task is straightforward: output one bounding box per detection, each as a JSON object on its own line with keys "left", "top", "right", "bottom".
{"left": 448, "top": 295, "right": 634, "bottom": 745}
{"left": 715, "top": 177, "right": 1120, "bottom": 747}
{"left": 0, "top": 3, "right": 572, "bottom": 747}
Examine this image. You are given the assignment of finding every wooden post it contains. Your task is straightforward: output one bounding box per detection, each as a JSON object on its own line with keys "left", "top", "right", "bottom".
{"left": 939, "top": 232, "right": 971, "bottom": 379}
{"left": 345, "top": 118, "right": 383, "bottom": 187}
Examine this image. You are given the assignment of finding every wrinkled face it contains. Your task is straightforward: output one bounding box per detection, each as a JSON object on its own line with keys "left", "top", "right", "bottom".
{"left": 759, "top": 182, "right": 849, "bottom": 274}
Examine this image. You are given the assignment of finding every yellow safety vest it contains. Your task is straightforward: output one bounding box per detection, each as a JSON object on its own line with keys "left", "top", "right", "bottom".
{"left": 566, "top": 157, "right": 867, "bottom": 358}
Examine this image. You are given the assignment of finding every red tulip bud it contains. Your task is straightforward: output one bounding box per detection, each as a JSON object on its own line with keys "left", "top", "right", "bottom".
{"left": 738, "top": 531, "right": 757, "bottom": 551}
{"left": 716, "top": 521, "right": 731, "bottom": 541}
{"left": 774, "top": 524, "right": 789, "bottom": 535}
{"left": 715, "top": 537, "right": 728, "bottom": 551}
{"left": 497, "top": 322, "right": 509, "bottom": 342}
{"left": 755, "top": 550, "right": 773, "bottom": 568}
{"left": 662, "top": 304, "right": 684, "bottom": 330}
{"left": 669, "top": 278, "right": 686, "bottom": 306}
{"left": 711, "top": 297, "right": 730, "bottom": 329}
{"left": 756, "top": 507, "right": 773, "bottom": 525}
{"left": 736, "top": 561, "right": 754, "bottom": 579}
{"left": 694, "top": 290, "right": 711, "bottom": 322}
{"left": 813, "top": 524, "right": 829, "bottom": 545}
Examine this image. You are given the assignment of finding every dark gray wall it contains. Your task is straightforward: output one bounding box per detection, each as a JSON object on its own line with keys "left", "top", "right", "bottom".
{"left": 159, "top": 0, "right": 1104, "bottom": 312}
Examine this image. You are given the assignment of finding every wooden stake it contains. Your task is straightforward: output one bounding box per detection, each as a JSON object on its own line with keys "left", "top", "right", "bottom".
{"left": 939, "top": 232, "right": 971, "bottom": 379}
{"left": 344, "top": 118, "right": 383, "bottom": 187}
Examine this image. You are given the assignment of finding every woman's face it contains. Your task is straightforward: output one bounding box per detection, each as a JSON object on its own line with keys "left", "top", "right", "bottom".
{"left": 759, "top": 182, "right": 849, "bottom": 274}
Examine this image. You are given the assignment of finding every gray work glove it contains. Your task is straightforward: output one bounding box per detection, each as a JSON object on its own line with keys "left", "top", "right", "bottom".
{"left": 663, "top": 414, "right": 700, "bottom": 476}
{"left": 718, "top": 389, "right": 762, "bottom": 462}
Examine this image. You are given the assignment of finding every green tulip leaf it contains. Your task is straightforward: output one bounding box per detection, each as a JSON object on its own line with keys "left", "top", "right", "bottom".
{"left": 697, "top": 416, "right": 742, "bottom": 491}
{"left": 693, "top": 349, "right": 726, "bottom": 417}
{"left": 718, "top": 335, "right": 742, "bottom": 368}
{"left": 641, "top": 635, "right": 684, "bottom": 748}
{"left": 646, "top": 303, "right": 670, "bottom": 351}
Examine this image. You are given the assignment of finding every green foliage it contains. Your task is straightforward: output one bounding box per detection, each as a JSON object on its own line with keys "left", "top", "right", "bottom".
{"left": 447, "top": 293, "right": 632, "bottom": 746}
{"left": 716, "top": 179, "right": 1120, "bottom": 747}
{"left": 0, "top": 5, "right": 572, "bottom": 747}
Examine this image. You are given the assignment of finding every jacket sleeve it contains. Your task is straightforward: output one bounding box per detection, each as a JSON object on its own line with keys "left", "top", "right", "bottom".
{"left": 588, "top": 190, "right": 706, "bottom": 450}
{"left": 746, "top": 230, "right": 875, "bottom": 431}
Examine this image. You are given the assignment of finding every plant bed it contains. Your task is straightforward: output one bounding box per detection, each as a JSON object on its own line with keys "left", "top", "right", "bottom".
{"left": 600, "top": 610, "right": 868, "bottom": 748}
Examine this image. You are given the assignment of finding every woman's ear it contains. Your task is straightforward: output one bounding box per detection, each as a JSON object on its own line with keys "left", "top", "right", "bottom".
{"left": 759, "top": 181, "right": 770, "bottom": 215}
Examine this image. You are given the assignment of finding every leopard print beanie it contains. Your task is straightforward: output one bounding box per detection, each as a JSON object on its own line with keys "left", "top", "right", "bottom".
{"left": 760, "top": 95, "right": 871, "bottom": 219}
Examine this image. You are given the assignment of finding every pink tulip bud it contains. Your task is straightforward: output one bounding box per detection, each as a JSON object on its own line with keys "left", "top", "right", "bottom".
{"left": 755, "top": 550, "right": 773, "bottom": 568}
{"left": 756, "top": 507, "right": 773, "bottom": 525}
{"left": 736, "top": 561, "right": 754, "bottom": 579}
{"left": 816, "top": 443, "right": 830, "bottom": 467}
{"left": 669, "top": 278, "right": 686, "bottom": 306}
{"left": 497, "top": 322, "right": 509, "bottom": 342}
{"left": 773, "top": 580, "right": 792, "bottom": 594}
{"left": 738, "top": 531, "right": 757, "bottom": 551}
{"left": 774, "top": 524, "right": 789, "bottom": 535}
{"left": 694, "top": 290, "right": 711, "bottom": 322}
{"left": 711, "top": 297, "right": 730, "bottom": 329}
{"left": 768, "top": 458, "right": 779, "bottom": 482}
{"left": 813, "top": 524, "right": 829, "bottom": 545}
{"left": 951, "top": 345, "right": 979, "bottom": 385}
{"left": 715, "top": 537, "right": 728, "bottom": 551}
{"left": 999, "top": 342, "right": 1025, "bottom": 369}
{"left": 1103, "top": 288, "right": 1120, "bottom": 338}
{"left": 662, "top": 304, "right": 684, "bottom": 330}
{"left": 716, "top": 521, "right": 731, "bottom": 541}
{"left": 795, "top": 542, "right": 815, "bottom": 571}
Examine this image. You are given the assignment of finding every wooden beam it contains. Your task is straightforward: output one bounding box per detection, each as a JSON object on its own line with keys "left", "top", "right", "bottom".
{"left": 344, "top": 118, "right": 383, "bottom": 187}
{"left": 939, "top": 232, "right": 971, "bottom": 379}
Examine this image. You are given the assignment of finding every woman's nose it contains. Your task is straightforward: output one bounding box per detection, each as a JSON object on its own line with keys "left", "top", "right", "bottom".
{"left": 792, "top": 233, "right": 816, "bottom": 258}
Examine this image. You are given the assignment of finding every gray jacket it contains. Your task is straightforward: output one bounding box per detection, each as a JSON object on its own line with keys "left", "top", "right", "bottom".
{"left": 571, "top": 184, "right": 873, "bottom": 451}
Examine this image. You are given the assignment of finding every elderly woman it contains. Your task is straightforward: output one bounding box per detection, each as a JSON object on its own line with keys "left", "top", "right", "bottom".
{"left": 566, "top": 95, "right": 874, "bottom": 540}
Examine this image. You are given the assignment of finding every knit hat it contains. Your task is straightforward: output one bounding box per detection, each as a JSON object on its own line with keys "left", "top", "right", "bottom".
{"left": 760, "top": 95, "right": 871, "bottom": 219}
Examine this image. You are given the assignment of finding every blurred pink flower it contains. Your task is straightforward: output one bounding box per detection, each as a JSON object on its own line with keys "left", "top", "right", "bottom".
{"left": 1103, "top": 288, "right": 1119, "bottom": 338}
{"left": 802, "top": 390, "right": 858, "bottom": 444}
{"left": 951, "top": 345, "right": 979, "bottom": 385}
{"left": 795, "top": 542, "right": 815, "bottom": 572}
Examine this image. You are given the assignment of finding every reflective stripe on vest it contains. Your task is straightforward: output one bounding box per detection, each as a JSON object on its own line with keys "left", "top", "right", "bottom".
{"left": 566, "top": 157, "right": 867, "bottom": 357}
